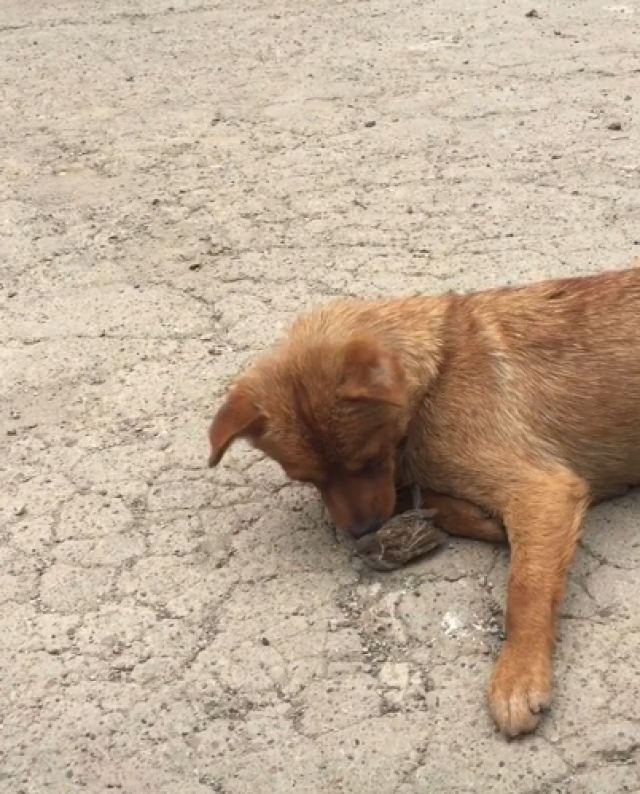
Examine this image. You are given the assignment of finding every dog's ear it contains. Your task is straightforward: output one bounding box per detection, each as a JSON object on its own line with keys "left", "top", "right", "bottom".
{"left": 337, "top": 339, "right": 407, "bottom": 406}
{"left": 207, "top": 385, "right": 263, "bottom": 467}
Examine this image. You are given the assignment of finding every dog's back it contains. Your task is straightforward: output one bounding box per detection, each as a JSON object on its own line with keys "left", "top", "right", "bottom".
{"left": 420, "top": 266, "right": 640, "bottom": 502}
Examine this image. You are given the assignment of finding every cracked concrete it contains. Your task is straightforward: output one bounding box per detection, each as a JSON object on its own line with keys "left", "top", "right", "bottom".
{"left": 1, "top": 0, "right": 640, "bottom": 791}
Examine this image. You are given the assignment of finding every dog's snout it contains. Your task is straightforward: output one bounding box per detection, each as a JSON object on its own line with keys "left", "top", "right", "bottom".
{"left": 351, "top": 515, "right": 384, "bottom": 539}
{"left": 320, "top": 472, "right": 396, "bottom": 540}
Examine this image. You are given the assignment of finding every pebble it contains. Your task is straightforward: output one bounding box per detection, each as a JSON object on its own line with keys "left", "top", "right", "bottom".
{"left": 269, "top": 665, "right": 287, "bottom": 687}
{"left": 379, "top": 662, "right": 410, "bottom": 691}
{"left": 608, "top": 121, "right": 623, "bottom": 131}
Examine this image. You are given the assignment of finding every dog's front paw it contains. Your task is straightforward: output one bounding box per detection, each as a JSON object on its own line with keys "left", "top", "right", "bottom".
{"left": 488, "top": 645, "right": 552, "bottom": 738}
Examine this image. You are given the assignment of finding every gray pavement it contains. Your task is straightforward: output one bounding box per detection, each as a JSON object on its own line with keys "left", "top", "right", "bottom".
{"left": 1, "top": 1, "right": 640, "bottom": 792}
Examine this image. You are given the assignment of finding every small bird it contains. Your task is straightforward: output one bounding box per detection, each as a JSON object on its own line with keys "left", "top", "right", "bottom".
{"left": 355, "top": 508, "right": 444, "bottom": 571}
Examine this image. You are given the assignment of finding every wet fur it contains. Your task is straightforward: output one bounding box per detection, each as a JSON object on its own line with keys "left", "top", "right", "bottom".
{"left": 208, "top": 263, "right": 640, "bottom": 737}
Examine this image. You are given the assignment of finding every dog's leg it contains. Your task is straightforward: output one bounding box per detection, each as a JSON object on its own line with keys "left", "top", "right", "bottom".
{"left": 420, "top": 491, "right": 507, "bottom": 543}
{"left": 394, "top": 485, "right": 506, "bottom": 541}
{"left": 489, "top": 466, "right": 589, "bottom": 737}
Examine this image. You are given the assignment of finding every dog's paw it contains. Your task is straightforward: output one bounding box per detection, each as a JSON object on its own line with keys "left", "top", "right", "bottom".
{"left": 488, "top": 646, "right": 552, "bottom": 738}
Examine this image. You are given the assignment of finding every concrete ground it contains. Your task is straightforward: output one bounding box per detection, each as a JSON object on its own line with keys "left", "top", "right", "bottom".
{"left": 1, "top": 0, "right": 640, "bottom": 791}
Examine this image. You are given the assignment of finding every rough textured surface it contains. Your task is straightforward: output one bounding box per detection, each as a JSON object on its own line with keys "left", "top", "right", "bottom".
{"left": 1, "top": 0, "right": 640, "bottom": 791}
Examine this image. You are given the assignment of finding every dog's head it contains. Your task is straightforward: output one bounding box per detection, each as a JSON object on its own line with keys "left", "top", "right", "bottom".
{"left": 208, "top": 331, "right": 414, "bottom": 538}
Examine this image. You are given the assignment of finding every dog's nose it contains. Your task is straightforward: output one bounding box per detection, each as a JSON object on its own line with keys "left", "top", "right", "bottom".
{"left": 351, "top": 515, "right": 384, "bottom": 538}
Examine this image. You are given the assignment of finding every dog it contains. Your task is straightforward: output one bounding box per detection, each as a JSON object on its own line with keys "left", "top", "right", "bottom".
{"left": 207, "top": 263, "right": 640, "bottom": 738}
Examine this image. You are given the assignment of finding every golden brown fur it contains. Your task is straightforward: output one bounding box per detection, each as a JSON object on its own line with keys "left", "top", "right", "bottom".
{"left": 207, "top": 263, "right": 640, "bottom": 738}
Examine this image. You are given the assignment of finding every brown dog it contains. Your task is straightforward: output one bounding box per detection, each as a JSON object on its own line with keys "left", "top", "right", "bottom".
{"left": 207, "top": 264, "right": 640, "bottom": 738}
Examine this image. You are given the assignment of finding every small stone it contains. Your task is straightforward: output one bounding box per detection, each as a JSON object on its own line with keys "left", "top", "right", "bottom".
{"left": 379, "top": 662, "right": 410, "bottom": 691}
{"left": 7, "top": 429, "right": 17, "bottom": 436}
{"left": 363, "top": 120, "right": 377, "bottom": 128}
{"left": 269, "top": 665, "right": 287, "bottom": 687}
{"left": 261, "top": 637, "right": 270, "bottom": 646}
{"left": 525, "top": 8, "right": 540, "bottom": 17}
{"left": 608, "top": 121, "right": 623, "bottom": 131}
